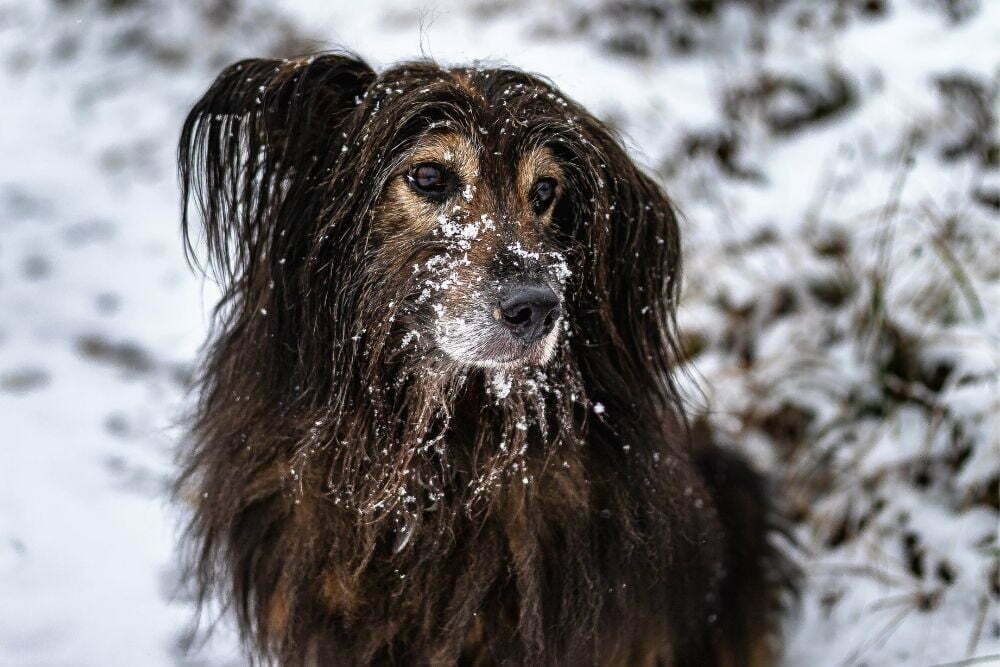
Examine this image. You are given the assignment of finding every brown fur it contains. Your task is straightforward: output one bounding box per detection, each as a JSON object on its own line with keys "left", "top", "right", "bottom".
{"left": 176, "top": 52, "right": 796, "bottom": 666}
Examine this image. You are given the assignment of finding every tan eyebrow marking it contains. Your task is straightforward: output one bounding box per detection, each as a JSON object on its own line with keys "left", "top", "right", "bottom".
{"left": 374, "top": 131, "right": 483, "bottom": 237}
{"left": 408, "top": 132, "right": 479, "bottom": 186}
{"left": 517, "top": 146, "right": 563, "bottom": 223}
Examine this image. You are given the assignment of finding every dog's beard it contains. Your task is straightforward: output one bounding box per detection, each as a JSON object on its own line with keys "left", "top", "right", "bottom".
{"left": 434, "top": 312, "right": 562, "bottom": 368}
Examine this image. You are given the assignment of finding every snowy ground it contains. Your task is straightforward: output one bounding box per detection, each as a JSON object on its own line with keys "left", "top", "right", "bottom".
{"left": 1, "top": 1, "right": 996, "bottom": 665}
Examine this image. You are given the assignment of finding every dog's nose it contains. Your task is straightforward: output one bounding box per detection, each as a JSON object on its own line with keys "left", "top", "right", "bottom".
{"left": 496, "top": 284, "right": 561, "bottom": 343}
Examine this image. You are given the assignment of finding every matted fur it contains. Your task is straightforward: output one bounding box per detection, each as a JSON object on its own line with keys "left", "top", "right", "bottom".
{"left": 176, "top": 52, "right": 795, "bottom": 665}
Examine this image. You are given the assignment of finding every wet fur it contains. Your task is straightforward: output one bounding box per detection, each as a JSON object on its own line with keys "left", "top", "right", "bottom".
{"left": 176, "top": 52, "right": 795, "bottom": 665}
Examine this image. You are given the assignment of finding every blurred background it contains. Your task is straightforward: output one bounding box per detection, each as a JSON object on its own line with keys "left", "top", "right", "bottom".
{"left": 0, "top": 1, "right": 997, "bottom": 664}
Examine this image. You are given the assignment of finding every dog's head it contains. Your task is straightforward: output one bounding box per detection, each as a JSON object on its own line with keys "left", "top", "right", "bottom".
{"left": 181, "top": 53, "right": 682, "bottom": 397}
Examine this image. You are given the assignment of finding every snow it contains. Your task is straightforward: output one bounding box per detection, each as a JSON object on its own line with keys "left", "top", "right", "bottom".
{"left": 491, "top": 372, "right": 513, "bottom": 400}
{"left": 1, "top": 1, "right": 997, "bottom": 665}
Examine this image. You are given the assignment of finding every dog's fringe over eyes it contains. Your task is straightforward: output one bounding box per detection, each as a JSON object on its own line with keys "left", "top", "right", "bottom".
{"left": 176, "top": 51, "right": 795, "bottom": 665}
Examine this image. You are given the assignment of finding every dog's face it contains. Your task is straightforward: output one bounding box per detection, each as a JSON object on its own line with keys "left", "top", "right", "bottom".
{"left": 374, "top": 130, "right": 570, "bottom": 368}
{"left": 182, "top": 55, "right": 683, "bottom": 393}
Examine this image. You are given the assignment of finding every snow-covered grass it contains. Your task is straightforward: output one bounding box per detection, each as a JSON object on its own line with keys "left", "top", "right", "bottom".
{"left": 1, "top": 1, "right": 996, "bottom": 665}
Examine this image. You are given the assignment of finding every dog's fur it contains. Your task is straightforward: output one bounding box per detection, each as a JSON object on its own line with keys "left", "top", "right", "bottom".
{"left": 177, "top": 52, "right": 795, "bottom": 666}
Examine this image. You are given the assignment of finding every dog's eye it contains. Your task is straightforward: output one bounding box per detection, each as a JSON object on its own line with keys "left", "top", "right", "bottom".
{"left": 531, "top": 178, "right": 557, "bottom": 214}
{"left": 407, "top": 163, "right": 453, "bottom": 199}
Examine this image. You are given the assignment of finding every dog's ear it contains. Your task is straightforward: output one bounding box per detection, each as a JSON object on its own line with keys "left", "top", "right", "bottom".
{"left": 603, "top": 161, "right": 684, "bottom": 393}
{"left": 554, "top": 115, "right": 685, "bottom": 412}
{"left": 179, "top": 53, "right": 375, "bottom": 286}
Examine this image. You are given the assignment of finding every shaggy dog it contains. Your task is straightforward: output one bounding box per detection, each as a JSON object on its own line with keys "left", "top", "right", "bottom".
{"left": 177, "top": 52, "right": 794, "bottom": 666}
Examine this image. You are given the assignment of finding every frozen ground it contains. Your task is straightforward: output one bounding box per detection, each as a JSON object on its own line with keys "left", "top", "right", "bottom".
{"left": 0, "top": 1, "right": 996, "bottom": 665}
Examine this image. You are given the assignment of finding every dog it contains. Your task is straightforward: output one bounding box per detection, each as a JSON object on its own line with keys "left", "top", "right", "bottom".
{"left": 176, "top": 52, "right": 795, "bottom": 666}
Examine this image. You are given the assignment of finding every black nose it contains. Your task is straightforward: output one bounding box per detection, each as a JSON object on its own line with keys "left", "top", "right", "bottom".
{"left": 496, "top": 284, "right": 561, "bottom": 343}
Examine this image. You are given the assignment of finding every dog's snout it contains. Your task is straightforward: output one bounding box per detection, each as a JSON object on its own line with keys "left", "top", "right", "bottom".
{"left": 495, "top": 284, "right": 560, "bottom": 343}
